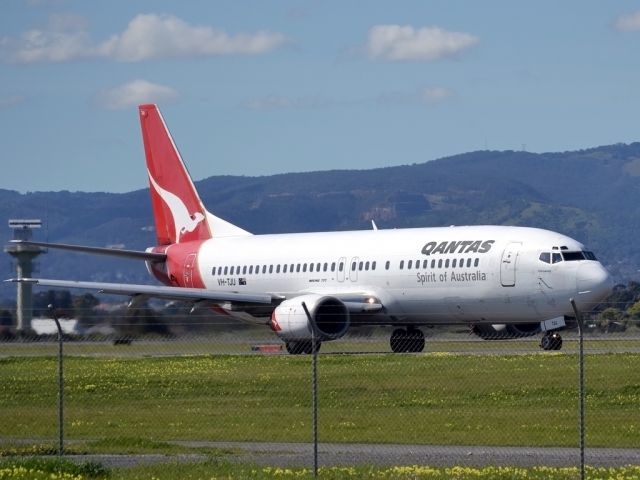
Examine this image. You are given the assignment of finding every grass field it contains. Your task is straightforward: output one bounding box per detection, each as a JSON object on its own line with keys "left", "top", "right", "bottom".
{"left": 0, "top": 459, "right": 640, "bottom": 480}
{"left": 2, "top": 457, "right": 640, "bottom": 480}
{"left": 1, "top": 351, "right": 638, "bottom": 450}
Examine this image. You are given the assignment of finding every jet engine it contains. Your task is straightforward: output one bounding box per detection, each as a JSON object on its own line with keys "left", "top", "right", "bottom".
{"left": 270, "top": 294, "right": 350, "bottom": 353}
{"left": 472, "top": 323, "right": 540, "bottom": 340}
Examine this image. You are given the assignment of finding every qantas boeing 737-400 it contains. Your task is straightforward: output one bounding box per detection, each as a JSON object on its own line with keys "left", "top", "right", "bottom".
{"left": 9, "top": 104, "right": 613, "bottom": 353}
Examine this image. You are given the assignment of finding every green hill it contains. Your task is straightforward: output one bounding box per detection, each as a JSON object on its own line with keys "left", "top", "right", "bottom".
{"left": 2, "top": 142, "right": 639, "bottom": 300}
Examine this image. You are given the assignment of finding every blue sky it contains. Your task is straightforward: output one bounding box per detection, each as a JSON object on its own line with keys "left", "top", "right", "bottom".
{"left": 2, "top": 1, "right": 640, "bottom": 193}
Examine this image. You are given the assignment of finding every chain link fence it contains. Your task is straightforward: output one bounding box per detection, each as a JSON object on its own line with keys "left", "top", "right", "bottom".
{"left": 1, "top": 301, "right": 639, "bottom": 473}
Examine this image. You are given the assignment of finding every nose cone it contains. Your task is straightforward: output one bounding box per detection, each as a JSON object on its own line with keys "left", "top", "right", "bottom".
{"left": 576, "top": 262, "right": 613, "bottom": 307}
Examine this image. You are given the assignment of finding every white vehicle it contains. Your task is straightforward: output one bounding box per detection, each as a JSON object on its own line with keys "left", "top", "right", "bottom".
{"left": 10, "top": 105, "right": 613, "bottom": 353}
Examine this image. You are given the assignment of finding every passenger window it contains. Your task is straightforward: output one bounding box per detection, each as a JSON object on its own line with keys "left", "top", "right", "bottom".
{"left": 218, "top": 266, "right": 223, "bottom": 275}
{"left": 552, "top": 253, "right": 562, "bottom": 264}
{"left": 416, "top": 260, "right": 420, "bottom": 269}
{"left": 249, "top": 266, "right": 253, "bottom": 274}
{"left": 331, "top": 262, "right": 336, "bottom": 272}
{"left": 230, "top": 266, "right": 235, "bottom": 275}
{"left": 323, "top": 263, "right": 328, "bottom": 272}
{"left": 438, "top": 259, "right": 443, "bottom": 268}
{"left": 466, "top": 258, "right": 472, "bottom": 268}
{"left": 452, "top": 259, "right": 457, "bottom": 268}
{"left": 539, "top": 252, "right": 551, "bottom": 264}
{"left": 359, "top": 261, "right": 364, "bottom": 271}
{"left": 212, "top": 267, "right": 216, "bottom": 276}
{"left": 317, "top": 263, "right": 321, "bottom": 271}
{"left": 290, "top": 264, "right": 294, "bottom": 272}
{"left": 372, "top": 261, "right": 377, "bottom": 270}
{"left": 224, "top": 266, "right": 228, "bottom": 275}
{"left": 385, "top": 261, "right": 390, "bottom": 270}
{"left": 276, "top": 264, "right": 281, "bottom": 274}
{"left": 431, "top": 259, "right": 436, "bottom": 269}
{"left": 423, "top": 259, "right": 428, "bottom": 268}
{"left": 255, "top": 265, "right": 259, "bottom": 274}
{"left": 408, "top": 260, "right": 413, "bottom": 269}
{"left": 310, "top": 263, "right": 314, "bottom": 273}
{"left": 351, "top": 262, "right": 356, "bottom": 271}
{"left": 365, "top": 261, "right": 370, "bottom": 271}
{"left": 269, "top": 265, "right": 274, "bottom": 274}
{"left": 339, "top": 262, "right": 344, "bottom": 272}
{"left": 283, "top": 264, "right": 288, "bottom": 273}
{"left": 296, "top": 264, "right": 301, "bottom": 273}
{"left": 262, "top": 265, "right": 267, "bottom": 274}
{"left": 242, "top": 266, "right": 247, "bottom": 275}
{"left": 400, "top": 260, "right": 404, "bottom": 270}
{"left": 303, "top": 264, "right": 308, "bottom": 273}
{"left": 474, "top": 258, "right": 479, "bottom": 267}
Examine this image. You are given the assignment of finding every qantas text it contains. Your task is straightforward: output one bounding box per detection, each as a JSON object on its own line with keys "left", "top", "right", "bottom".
{"left": 421, "top": 240, "right": 495, "bottom": 256}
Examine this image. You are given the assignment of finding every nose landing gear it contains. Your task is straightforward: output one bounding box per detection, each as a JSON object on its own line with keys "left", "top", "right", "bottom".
{"left": 540, "top": 332, "right": 563, "bottom": 351}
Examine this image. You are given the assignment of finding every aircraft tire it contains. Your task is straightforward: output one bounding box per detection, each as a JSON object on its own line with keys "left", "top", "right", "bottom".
{"left": 406, "top": 328, "right": 425, "bottom": 353}
{"left": 390, "top": 328, "right": 425, "bottom": 353}
{"left": 285, "top": 340, "right": 321, "bottom": 355}
{"left": 540, "top": 332, "right": 563, "bottom": 351}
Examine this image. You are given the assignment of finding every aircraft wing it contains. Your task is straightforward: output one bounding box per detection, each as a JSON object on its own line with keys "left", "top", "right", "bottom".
{"left": 7, "top": 278, "right": 276, "bottom": 305}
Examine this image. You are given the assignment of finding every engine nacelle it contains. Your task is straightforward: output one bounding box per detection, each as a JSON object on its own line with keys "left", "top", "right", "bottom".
{"left": 270, "top": 294, "right": 350, "bottom": 342}
{"left": 472, "top": 323, "right": 540, "bottom": 340}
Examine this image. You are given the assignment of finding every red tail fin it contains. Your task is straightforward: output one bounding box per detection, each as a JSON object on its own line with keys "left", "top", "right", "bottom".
{"left": 139, "top": 104, "right": 212, "bottom": 245}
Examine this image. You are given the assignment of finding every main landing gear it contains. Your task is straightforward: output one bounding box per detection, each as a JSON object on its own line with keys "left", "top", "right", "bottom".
{"left": 390, "top": 328, "right": 425, "bottom": 353}
{"left": 540, "top": 332, "right": 563, "bottom": 351}
{"left": 285, "top": 340, "right": 321, "bottom": 355}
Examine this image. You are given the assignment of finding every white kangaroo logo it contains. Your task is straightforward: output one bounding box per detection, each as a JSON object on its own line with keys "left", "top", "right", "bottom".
{"left": 148, "top": 171, "right": 205, "bottom": 242}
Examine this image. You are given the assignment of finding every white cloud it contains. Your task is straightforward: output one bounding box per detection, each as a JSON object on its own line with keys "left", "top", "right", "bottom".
{"left": 366, "top": 24, "right": 478, "bottom": 61}
{"left": 614, "top": 11, "right": 640, "bottom": 32}
{"left": 95, "top": 80, "right": 178, "bottom": 110}
{"left": 101, "top": 14, "right": 288, "bottom": 61}
{"left": 2, "top": 13, "right": 287, "bottom": 63}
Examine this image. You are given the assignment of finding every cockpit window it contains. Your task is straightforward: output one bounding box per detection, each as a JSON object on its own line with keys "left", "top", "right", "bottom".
{"left": 559, "top": 251, "right": 598, "bottom": 261}
{"left": 539, "top": 252, "right": 551, "bottom": 264}
{"left": 552, "top": 253, "right": 562, "bottom": 264}
{"left": 562, "top": 251, "right": 585, "bottom": 261}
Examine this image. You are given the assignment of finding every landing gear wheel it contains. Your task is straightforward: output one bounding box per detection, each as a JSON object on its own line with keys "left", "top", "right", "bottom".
{"left": 540, "top": 332, "right": 563, "bottom": 351}
{"left": 406, "top": 328, "right": 425, "bottom": 353}
{"left": 390, "top": 328, "right": 406, "bottom": 353}
{"left": 285, "top": 341, "right": 321, "bottom": 355}
{"left": 390, "top": 328, "right": 425, "bottom": 353}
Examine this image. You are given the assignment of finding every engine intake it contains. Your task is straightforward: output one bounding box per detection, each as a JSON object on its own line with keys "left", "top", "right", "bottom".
{"left": 271, "top": 294, "right": 350, "bottom": 341}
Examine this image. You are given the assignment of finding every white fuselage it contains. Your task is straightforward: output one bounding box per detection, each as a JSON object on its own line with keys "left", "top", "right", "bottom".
{"left": 186, "top": 225, "right": 611, "bottom": 325}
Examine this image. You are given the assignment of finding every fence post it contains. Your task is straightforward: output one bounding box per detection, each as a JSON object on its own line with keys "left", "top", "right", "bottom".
{"left": 48, "top": 304, "right": 64, "bottom": 457}
{"left": 301, "top": 302, "right": 319, "bottom": 479}
{"left": 570, "top": 298, "right": 585, "bottom": 480}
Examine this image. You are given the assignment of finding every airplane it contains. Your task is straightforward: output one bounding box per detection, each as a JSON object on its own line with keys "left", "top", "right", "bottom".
{"left": 8, "top": 104, "right": 613, "bottom": 354}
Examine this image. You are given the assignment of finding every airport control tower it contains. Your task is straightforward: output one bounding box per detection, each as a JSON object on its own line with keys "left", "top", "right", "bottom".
{"left": 4, "top": 219, "right": 46, "bottom": 333}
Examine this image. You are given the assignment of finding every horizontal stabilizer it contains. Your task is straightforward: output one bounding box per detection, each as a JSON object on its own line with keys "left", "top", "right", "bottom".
{"left": 9, "top": 240, "right": 166, "bottom": 262}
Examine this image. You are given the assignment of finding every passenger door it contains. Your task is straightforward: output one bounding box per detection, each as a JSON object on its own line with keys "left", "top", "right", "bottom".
{"left": 500, "top": 243, "right": 521, "bottom": 287}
